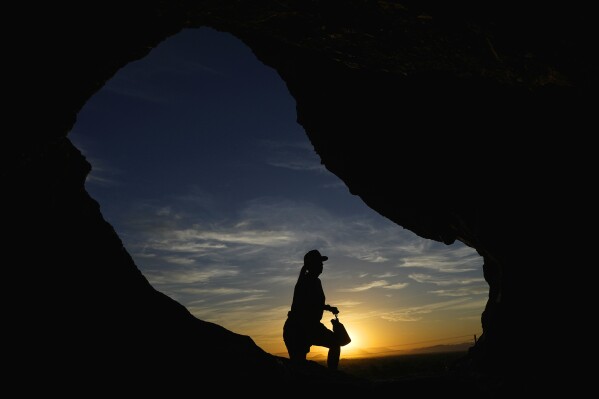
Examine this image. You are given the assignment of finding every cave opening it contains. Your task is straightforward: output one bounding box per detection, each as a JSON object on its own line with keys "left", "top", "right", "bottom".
{"left": 69, "top": 27, "right": 485, "bottom": 360}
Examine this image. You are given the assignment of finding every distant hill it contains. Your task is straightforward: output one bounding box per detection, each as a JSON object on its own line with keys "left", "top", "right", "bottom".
{"left": 407, "top": 342, "right": 472, "bottom": 354}
{"left": 341, "top": 342, "right": 474, "bottom": 359}
{"left": 274, "top": 341, "right": 474, "bottom": 361}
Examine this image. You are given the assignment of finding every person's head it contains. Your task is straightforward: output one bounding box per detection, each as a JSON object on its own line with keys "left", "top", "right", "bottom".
{"left": 304, "top": 249, "right": 328, "bottom": 275}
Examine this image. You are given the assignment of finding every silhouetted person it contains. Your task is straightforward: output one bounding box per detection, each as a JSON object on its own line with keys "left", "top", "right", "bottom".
{"left": 283, "top": 249, "right": 341, "bottom": 370}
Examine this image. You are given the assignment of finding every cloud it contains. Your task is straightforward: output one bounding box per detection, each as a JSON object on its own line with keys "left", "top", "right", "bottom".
{"left": 187, "top": 303, "right": 292, "bottom": 330}
{"left": 357, "top": 252, "right": 389, "bottom": 263}
{"left": 383, "top": 282, "right": 409, "bottom": 290}
{"left": 219, "top": 294, "right": 269, "bottom": 305}
{"left": 339, "top": 280, "right": 389, "bottom": 292}
{"left": 333, "top": 300, "right": 363, "bottom": 308}
{"left": 85, "top": 173, "right": 121, "bottom": 187}
{"left": 112, "top": 194, "right": 483, "bottom": 347}
{"left": 121, "top": 197, "right": 480, "bottom": 306}
{"left": 178, "top": 287, "right": 267, "bottom": 295}
{"left": 71, "top": 149, "right": 122, "bottom": 188}
{"left": 446, "top": 298, "right": 488, "bottom": 311}
{"left": 139, "top": 237, "right": 228, "bottom": 255}
{"left": 156, "top": 206, "right": 176, "bottom": 217}
{"left": 397, "top": 246, "right": 481, "bottom": 273}
{"left": 408, "top": 273, "right": 485, "bottom": 286}
{"left": 339, "top": 280, "right": 408, "bottom": 292}
{"left": 136, "top": 252, "right": 157, "bottom": 258}
{"left": 429, "top": 287, "right": 488, "bottom": 297}
{"left": 375, "top": 272, "right": 398, "bottom": 278}
{"left": 162, "top": 255, "right": 197, "bottom": 265}
{"left": 267, "top": 159, "right": 327, "bottom": 172}
{"left": 260, "top": 139, "right": 329, "bottom": 174}
{"left": 135, "top": 223, "right": 296, "bottom": 262}
{"left": 262, "top": 275, "right": 299, "bottom": 286}
{"left": 125, "top": 195, "right": 483, "bottom": 285}
{"left": 144, "top": 268, "right": 239, "bottom": 285}
{"left": 189, "top": 229, "right": 297, "bottom": 246}
{"left": 381, "top": 298, "right": 472, "bottom": 322}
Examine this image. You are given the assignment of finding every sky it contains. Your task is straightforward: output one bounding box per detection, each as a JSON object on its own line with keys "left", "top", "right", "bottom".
{"left": 69, "top": 27, "right": 486, "bottom": 359}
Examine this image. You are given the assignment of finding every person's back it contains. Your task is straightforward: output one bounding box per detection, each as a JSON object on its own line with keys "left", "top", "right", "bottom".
{"left": 289, "top": 268, "right": 325, "bottom": 323}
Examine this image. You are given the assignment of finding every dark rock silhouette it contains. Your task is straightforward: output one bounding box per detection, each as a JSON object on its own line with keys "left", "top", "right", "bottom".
{"left": 6, "top": 0, "right": 592, "bottom": 394}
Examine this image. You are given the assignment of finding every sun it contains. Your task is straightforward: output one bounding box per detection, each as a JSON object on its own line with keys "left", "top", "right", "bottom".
{"left": 340, "top": 329, "right": 367, "bottom": 358}
{"left": 342, "top": 330, "right": 359, "bottom": 352}
{"left": 304, "top": 323, "right": 370, "bottom": 361}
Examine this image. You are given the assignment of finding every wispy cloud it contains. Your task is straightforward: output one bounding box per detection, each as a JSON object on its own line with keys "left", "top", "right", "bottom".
{"left": 113, "top": 193, "right": 484, "bottom": 352}
{"left": 383, "top": 282, "right": 409, "bottom": 290}
{"left": 162, "top": 255, "right": 197, "bottom": 265}
{"left": 445, "top": 298, "right": 488, "bottom": 311}
{"left": 375, "top": 272, "right": 398, "bottom": 278}
{"left": 339, "top": 280, "right": 408, "bottom": 292}
{"left": 86, "top": 173, "right": 121, "bottom": 187}
{"left": 357, "top": 252, "right": 389, "bottom": 263}
{"left": 408, "top": 273, "right": 485, "bottom": 286}
{"left": 190, "top": 229, "right": 297, "bottom": 246}
{"left": 333, "top": 300, "right": 363, "bottom": 308}
{"left": 144, "top": 268, "right": 239, "bottom": 285}
{"left": 77, "top": 153, "right": 122, "bottom": 188}
{"left": 260, "top": 274, "right": 299, "bottom": 286}
{"left": 267, "top": 159, "right": 326, "bottom": 172}
{"left": 178, "top": 287, "right": 267, "bottom": 295}
{"left": 122, "top": 197, "right": 483, "bottom": 301}
{"left": 381, "top": 298, "right": 472, "bottom": 322}
{"left": 261, "top": 139, "right": 328, "bottom": 173}
{"left": 397, "top": 246, "right": 481, "bottom": 273}
{"left": 340, "top": 280, "right": 389, "bottom": 292}
{"left": 429, "top": 287, "right": 488, "bottom": 297}
{"left": 188, "top": 304, "right": 291, "bottom": 335}
{"left": 219, "top": 294, "right": 269, "bottom": 305}
{"left": 139, "top": 237, "right": 228, "bottom": 255}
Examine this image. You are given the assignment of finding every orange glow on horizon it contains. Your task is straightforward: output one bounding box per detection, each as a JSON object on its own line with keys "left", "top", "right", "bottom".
{"left": 284, "top": 317, "right": 481, "bottom": 360}
{"left": 249, "top": 310, "right": 483, "bottom": 361}
{"left": 306, "top": 324, "right": 372, "bottom": 360}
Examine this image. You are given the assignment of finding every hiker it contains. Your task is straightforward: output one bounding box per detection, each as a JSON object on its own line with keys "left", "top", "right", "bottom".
{"left": 283, "top": 249, "right": 341, "bottom": 370}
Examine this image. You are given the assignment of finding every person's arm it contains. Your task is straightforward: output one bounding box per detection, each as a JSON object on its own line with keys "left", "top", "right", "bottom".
{"left": 324, "top": 304, "right": 339, "bottom": 314}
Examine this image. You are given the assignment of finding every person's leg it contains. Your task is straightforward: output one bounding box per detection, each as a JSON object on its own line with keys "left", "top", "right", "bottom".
{"left": 327, "top": 345, "right": 340, "bottom": 370}
{"left": 284, "top": 319, "right": 308, "bottom": 364}
{"left": 311, "top": 323, "right": 341, "bottom": 370}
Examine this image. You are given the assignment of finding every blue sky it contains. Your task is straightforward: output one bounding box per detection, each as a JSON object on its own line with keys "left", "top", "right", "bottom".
{"left": 69, "top": 27, "right": 486, "bottom": 358}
